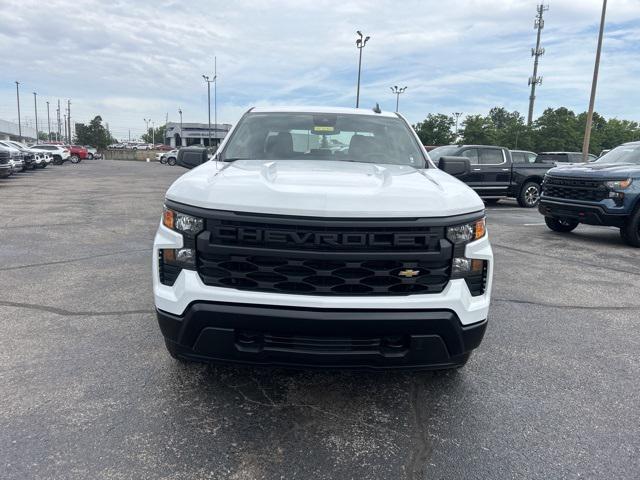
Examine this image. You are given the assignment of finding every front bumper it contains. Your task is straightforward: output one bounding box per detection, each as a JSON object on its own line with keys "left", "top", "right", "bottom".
{"left": 157, "top": 302, "right": 486, "bottom": 369}
{"left": 539, "top": 198, "right": 627, "bottom": 227}
{"left": 0, "top": 165, "right": 10, "bottom": 177}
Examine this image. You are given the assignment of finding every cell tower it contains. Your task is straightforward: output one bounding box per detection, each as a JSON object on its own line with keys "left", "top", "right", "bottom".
{"left": 527, "top": 4, "right": 549, "bottom": 126}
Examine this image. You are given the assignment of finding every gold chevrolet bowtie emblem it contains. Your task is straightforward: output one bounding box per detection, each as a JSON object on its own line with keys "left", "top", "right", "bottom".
{"left": 398, "top": 269, "right": 420, "bottom": 278}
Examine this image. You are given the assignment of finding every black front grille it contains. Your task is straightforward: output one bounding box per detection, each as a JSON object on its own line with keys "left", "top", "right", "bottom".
{"left": 542, "top": 176, "right": 608, "bottom": 202}
{"left": 195, "top": 211, "right": 455, "bottom": 296}
{"left": 259, "top": 333, "right": 406, "bottom": 354}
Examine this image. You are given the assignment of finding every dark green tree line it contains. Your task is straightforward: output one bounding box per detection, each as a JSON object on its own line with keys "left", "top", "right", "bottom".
{"left": 414, "top": 107, "right": 640, "bottom": 154}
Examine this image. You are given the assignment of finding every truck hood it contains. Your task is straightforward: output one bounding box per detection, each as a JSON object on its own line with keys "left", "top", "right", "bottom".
{"left": 165, "top": 160, "right": 484, "bottom": 218}
{"left": 548, "top": 162, "right": 640, "bottom": 179}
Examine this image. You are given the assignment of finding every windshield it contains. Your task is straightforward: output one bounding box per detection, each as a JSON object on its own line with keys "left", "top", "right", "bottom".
{"left": 221, "top": 112, "right": 426, "bottom": 167}
{"left": 427, "top": 145, "right": 460, "bottom": 162}
{"left": 595, "top": 144, "right": 640, "bottom": 165}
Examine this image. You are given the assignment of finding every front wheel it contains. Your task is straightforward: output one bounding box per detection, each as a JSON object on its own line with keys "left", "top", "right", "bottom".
{"left": 518, "top": 182, "right": 541, "bottom": 208}
{"left": 545, "top": 216, "right": 579, "bottom": 233}
{"left": 167, "top": 157, "right": 176, "bottom": 166}
{"left": 621, "top": 209, "right": 640, "bottom": 247}
{"left": 88, "top": 153, "right": 94, "bottom": 160}
{"left": 70, "top": 155, "right": 80, "bottom": 164}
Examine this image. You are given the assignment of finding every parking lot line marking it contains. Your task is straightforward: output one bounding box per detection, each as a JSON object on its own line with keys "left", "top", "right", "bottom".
{"left": 523, "top": 223, "right": 546, "bottom": 226}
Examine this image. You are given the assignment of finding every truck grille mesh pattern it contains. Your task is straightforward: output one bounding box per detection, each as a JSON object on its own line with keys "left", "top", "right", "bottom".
{"left": 198, "top": 253, "right": 450, "bottom": 295}
{"left": 195, "top": 213, "right": 454, "bottom": 296}
{"left": 542, "top": 176, "right": 608, "bottom": 202}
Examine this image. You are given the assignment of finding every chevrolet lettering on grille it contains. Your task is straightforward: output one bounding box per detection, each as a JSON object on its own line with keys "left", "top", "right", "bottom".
{"left": 212, "top": 226, "right": 437, "bottom": 248}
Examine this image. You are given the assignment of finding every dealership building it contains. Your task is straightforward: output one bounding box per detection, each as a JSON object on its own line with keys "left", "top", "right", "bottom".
{"left": 165, "top": 122, "right": 232, "bottom": 148}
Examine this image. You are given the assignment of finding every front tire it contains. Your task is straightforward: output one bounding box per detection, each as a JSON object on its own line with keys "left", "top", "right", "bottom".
{"left": 545, "top": 216, "right": 579, "bottom": 233}
{"left": 70, "top": 155, "right": 80, "bottom": 164}
{"left": 167, "top": 157, "right": 176, "bottom": 166}
{"left": 518, "top": 181, "right": 541, "bottom": 208}
{"left": 621, "top": 208, "right": 640, "bottom": 247}
{"left": 88, "top": 153, "right": 94, "bottom": 160}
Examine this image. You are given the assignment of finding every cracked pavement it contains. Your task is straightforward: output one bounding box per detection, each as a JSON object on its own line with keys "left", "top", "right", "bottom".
{"left": 1, "top": 160, "right": 639, "bottom": 479}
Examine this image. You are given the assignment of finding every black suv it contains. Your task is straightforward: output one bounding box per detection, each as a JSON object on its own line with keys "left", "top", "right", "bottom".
{"left": 430, "top": 144, "right": 553, "bottom": 207}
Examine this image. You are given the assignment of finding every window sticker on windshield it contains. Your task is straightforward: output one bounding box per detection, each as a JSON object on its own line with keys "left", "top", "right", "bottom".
{"left": 313, "top": 126, "right": 335, "bottom": 133}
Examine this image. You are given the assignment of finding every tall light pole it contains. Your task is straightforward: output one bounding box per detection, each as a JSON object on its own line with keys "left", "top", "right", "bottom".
{"left": 390, "top": 86, "right": 407, "bottom": 112}
{"left": 15, "top": 81, "right": 22, "bottom": 141}
{"left": 33, "top": 92, "right": 39, "bottom": 144}
{"left": 214, "top": 56, "right": 217, "bottom": 149}
{"left": 527, "top": 4, "right": 548, "bottom": 126}
{"left": 46, "top": 101, "right": 51, "bottom": 142}
{"left": 57, "top": 100, "right": 61, "bottom": 142}
{"left": 64, "top": 114, "right": 68, "bottom": 143}
{"left": 203, "top": 74, "right": 214, "bottom": 147}
{"left": 355, "top": 31, "right": 370, "bottom": 108}
{"left": 453, "top": 112, "right": 463, "bottom": 138}
{"left": 178, "top": 107, "right": 183, "bottom": 147}
{"left": 152, "top": 120, "right": 155, "bottom": 146}
{"left": 67, "top": 100, "right": 71, "bottom": 144}
{"left": 582, "top": 0, "right": 607, "bottom": 162}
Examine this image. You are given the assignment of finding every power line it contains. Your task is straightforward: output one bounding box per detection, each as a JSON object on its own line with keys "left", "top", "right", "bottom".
{"left": 527, "top": 4, "right": 548, "bottom": 126}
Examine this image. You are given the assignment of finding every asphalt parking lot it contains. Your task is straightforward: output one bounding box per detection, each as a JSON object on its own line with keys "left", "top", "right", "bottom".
{"left": 1, "top": 160, "right": 638, "bottom": 479}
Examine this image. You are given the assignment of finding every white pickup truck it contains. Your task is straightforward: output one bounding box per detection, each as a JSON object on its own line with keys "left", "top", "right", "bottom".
{"left": 153, "top": 106, "right": 493, "bottom": 370}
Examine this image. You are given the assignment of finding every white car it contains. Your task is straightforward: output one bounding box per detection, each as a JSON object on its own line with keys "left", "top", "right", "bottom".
{"left": 153, "top": 106, "right": 493, "bottom": 370}
{"left": 83, "top": 146, "right": 100, "bottom": 159}
{"left": 6, "top": 141, "right": 52, "bottom": 168}
{"left": 30, "top": 144, "right": 71, "bottom": 165}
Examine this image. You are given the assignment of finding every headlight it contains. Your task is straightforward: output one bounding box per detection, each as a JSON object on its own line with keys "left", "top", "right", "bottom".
{"left": 605, "top": 179, "right": 632, "bottom": 190}
{"left": 162, "top": 206, "right": 204, "bottom": 235}
{"left": 446, "top": 218, "right": 486, "bottom": 244}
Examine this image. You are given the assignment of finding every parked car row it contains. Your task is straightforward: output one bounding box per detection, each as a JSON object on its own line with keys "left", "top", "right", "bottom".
{"left": 108, "top": 142, "right": 171, "bottom": 150}
{"left": 0, "top": 142, "right": 99, "bottom": 178}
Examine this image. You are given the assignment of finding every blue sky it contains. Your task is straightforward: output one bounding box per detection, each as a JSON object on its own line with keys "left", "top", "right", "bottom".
{"left": 0, "top": 0, "right": 638, "bottom": 140}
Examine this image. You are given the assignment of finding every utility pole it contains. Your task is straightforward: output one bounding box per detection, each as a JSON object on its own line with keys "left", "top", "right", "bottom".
{"left": 46, "top": 101, "right": 51, "bottom": 141}
{"left": 57, "top": 100, "right": 61, "bottom": 142}
{"left": 178, "top": 107, "right": 183, "bottom": 147}
{"left": 390, "top": 86, "right": 407, "bottom": 112}
{"left": 128, "top": 129, "right": 131, "bottom": 142}
{"left": 527, "top": 4, "right": 548, "bottom": 126}
{"left": 15, "top": 81, "right": 22, "bottom": 141}
{"left": 453, "top": 112, "right": 463, "bottom": 138}
{"left": 67, "top": 100, "right": 72, "bottom": 143}
{"left": 152, "top": 121, "right": 155, "bottom": 146}
{"left": 64, "top": 114, "right": 68, "bottom": 143}
{"left": 582, "top": 0, "right": 607, "bottom": 162}
{"left": 203, "top": 74, "right": 214, "bottom": 147}
{"left": 355, "top": 31, "right": 370, "bottom": 108}
{"left": 214, "top": 56, "right": 217, "bottom": 149}
{"left": 33, "top": 92, "right": 39, "bottom": 144}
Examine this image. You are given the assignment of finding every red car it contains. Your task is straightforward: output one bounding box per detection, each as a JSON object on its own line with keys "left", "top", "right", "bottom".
{"left": 67, "top": 145, "right": 89, "bottom": 163}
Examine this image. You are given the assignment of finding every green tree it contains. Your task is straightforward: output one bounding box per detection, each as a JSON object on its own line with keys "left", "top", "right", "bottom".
{"left": 75, "top": 116, "right": 116, "bottom": 149}
{"left": 142, "top": 124, "right": 166, "bottom": 144}
{"left": 413, "top": 114, "right": 455, "bottom": 145}
{"left": 599, "top": 118, "right": 640, "bottom": 150}
{"left": 533, "top": 107, "right": 580, "bottom": 152}
{"left": 37, "top": 131, "right": 49, "bottom": 141}
{"left": 487, "top": 107, "right": 533, "bottom": 150}
{"left": 460, "top": 114, "right": 497, "bottom": 145}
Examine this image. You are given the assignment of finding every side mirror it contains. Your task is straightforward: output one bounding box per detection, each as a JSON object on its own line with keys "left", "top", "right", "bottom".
{"left": 177, "top": 147, "right": 208, "bottom": 169}
{"left": 438, "top": 156, "right": 470, "bottom": 177}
